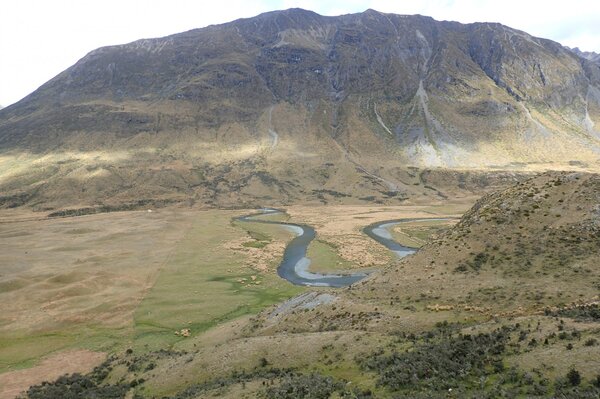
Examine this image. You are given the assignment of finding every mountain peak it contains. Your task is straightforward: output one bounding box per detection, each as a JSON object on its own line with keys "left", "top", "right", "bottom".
{"left": 568, "top": 46, "right": 600, "bottom": 64}
{"left": 254, "top": 7, "right": 323, "bottom": 21}
{"left": 0, "top": 8, "right": 599, "bottom": 209}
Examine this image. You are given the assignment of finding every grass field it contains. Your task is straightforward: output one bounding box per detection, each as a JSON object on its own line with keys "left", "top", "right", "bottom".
{"left": 306, "top": 238, "right": 358, "bottom": 273}
{"left": 0, "top": 209, "right": 192, "bottom": 372}
{"left": 389, "top": 219, "right": 457, "bottom": 248}
{"left": 0, "top": 202, "right": 472, "bottom": 397}
{"left": 0, "top": 208, "right": 306, "bottom": 396}
{"left": 133, "top": 212, "right": 304, "bottom": 351}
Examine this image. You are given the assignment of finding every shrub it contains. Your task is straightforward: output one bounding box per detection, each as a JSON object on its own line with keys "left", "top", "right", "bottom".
{"left": 566, "top": 368, "right": 581, "bottom": 386}
{"left": 264, "top": 373, "right": 344, "bottom": 399}
{"left": 549, "top": 304, "right": 600, "bottom": 321}
{"left": 359, "top": 329, "right": 508, "bottom": 392}
{"left": 22, "top": 373, "right": 128, "bottom": 399}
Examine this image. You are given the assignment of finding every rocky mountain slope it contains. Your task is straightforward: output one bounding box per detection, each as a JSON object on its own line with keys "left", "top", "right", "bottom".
{"left": 1, "top": 8, "right": 600, "bottom": 209}
{"left": 569, "top": 47, "right": 600, "bottom": 64}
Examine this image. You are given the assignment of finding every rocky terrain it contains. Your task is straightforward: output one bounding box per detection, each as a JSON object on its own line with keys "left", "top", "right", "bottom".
{"left": 1, "top": 8, "right": 599, "bottom": 210}
{"left": 570, "top": 47, "right": 600, "bottom": 64}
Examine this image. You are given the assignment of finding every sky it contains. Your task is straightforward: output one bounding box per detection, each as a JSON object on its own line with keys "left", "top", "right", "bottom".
{"left": 1, "top": 0, "right": 599, "bottom": 107}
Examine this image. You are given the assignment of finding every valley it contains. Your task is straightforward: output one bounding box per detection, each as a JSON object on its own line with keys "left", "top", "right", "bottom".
{"left": 0, "top": 6, "right": 599, "bottom": 399}
{"left": 0, "top": 201, "right": 466, "bottom": 398}
{"left": 2, "top": 172, "right": 599, "bottom": 398}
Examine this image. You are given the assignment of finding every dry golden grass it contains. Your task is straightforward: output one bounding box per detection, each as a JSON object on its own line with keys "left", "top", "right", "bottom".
{"left": 286, "top": 203, "right": 467, "bottom": 269}
{"left": 0, "top": 209, "right": 191, "bottom": 335}
{"left": 352, "top": 172, "right": 600, "bottom": 318}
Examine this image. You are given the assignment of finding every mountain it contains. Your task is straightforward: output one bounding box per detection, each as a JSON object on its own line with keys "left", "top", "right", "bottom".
{"left": 1, "top": 8, "right": 600, "bottom": 210}
{"left": 569, "top": 47, "right": 600, "bottom": 64}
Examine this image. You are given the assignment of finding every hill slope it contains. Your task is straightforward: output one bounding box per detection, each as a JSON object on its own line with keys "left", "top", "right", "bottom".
{"left": 1, "top": 9, "right": 600, "bottom": 209}
{"left": 357, "top": 171, "right": 600, "bottom": 313}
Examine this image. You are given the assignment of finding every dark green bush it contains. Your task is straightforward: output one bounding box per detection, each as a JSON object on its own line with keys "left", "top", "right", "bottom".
{"left": 360, "top": 330, "right": 508, "bottom": 392}
{"left": 264, "top": 373, "right": 344, "bottom": 399}
{"left": 567, "top": 368, "right": 582, "bottom": 386}
{"left": 550, "top": 304, "right": 600, "bottom": 321}
{"left": 22, "top": 373, "right": 128, "bottom": 399}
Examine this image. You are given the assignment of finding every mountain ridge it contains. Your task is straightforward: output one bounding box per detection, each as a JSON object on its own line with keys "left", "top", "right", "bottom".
{"left": 569, "top": 46, "right": 600, "bottom": 64}
{"left": 1, "top": 8, "right": 599, "bottom": 210}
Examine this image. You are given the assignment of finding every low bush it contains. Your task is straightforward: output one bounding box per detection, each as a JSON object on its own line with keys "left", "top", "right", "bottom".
{"left": 21, "top": 372, "right": 127, "bottom": 399}
{"left": 359, "top": 329, "right": 509, "bottom": 393}
{"left": 264, "top": 373, "right": 344, "bottom": 399}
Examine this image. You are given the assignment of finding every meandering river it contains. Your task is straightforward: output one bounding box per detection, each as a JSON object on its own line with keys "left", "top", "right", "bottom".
{"left": 237, "top": 209, "right": 449, "bottom": 288}
{"left": 363, "top": 218, "right": 450, "bottom": 257}
{"left": 236, "top": 209, "right": 367, "bottom": 287}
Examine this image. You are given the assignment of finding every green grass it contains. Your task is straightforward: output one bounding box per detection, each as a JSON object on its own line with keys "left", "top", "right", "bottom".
{"left": 247, "top": 230, "right": 271, "bottom": 242}
{"left": 307, "top": 239, "right": 357, "bottom": 273}
{"left": 133, "top": 213, "right": 304, "bottom": 351}
{"left": 0, "top": 210, "right": 305, "bottom": 372}
{"left": 0, "top": 325, "right": 131, "bottom": 372}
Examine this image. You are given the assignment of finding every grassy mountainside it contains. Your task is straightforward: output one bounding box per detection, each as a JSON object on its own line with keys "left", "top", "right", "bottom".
{"left": 1, "top": 9, "right": 599, "bottom": 210}
{"left": 358, "top": 171, "right": 600, "bottom": 313}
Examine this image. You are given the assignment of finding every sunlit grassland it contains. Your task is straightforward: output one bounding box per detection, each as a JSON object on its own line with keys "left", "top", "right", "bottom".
{"left": 307, "top": 239, "right": 357, "bottom": 273}
{"left": 0, "top": 209, "right": 304, "bottom": 372}
{"left": 133, "top": 211, "right": 304, "bottom": 351}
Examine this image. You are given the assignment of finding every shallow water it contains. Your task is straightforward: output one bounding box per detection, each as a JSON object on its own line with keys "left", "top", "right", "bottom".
{"left": 237, "top": 209, "right": 448, "bottom": 288}
{"left": 236, "top": 209, "right": 367, "bottom": 287}
{"left": 364, "top": 218, "right": 450, "bottom": 257}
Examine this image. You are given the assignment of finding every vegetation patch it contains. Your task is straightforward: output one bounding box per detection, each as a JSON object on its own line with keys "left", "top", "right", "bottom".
{"left": 360, "top": 322, "right": 600, "bottom": 397}
{"left": 360, "top": 323, "right": 509, "bottom": 394}
{"left": 546, "top": 304, "right": 600, "bottom": 321}
{"left": 19, "top": 359, "right": 128, "bottom": 399}
{"left": 47, "top": 199, "right": 179, "bottom": 217}
{"left": 264, "top": 373, "right": 347, "bottom": 399}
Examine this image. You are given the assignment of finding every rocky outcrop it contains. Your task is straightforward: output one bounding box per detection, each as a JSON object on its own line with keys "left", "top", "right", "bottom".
{"left": 569, "top": 47, "right": 600, "bottom": 64}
